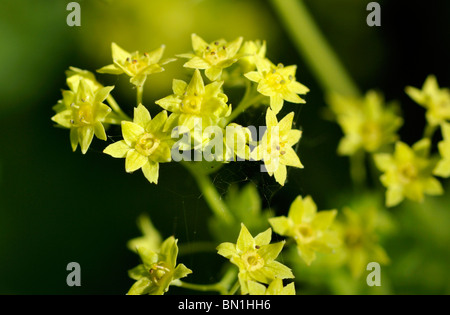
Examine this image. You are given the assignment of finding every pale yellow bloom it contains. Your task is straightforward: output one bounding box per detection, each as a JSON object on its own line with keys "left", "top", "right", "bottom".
{"left": 374, "top": 139, "right": 444, "bottom": 207}
{"left": 251, "top": 109, "right": 303, "bottom": 186}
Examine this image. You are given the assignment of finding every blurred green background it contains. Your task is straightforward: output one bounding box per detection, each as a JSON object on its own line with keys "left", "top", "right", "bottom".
{"left": 0, "top": 0, "right": 449, "bottom": 294}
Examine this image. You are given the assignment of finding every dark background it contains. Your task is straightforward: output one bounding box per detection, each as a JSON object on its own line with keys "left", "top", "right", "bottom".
{"left": 0, "top": 0, "right": 449, "bottom": 294}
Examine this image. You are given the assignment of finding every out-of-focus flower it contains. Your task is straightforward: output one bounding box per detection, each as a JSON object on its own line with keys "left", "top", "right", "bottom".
{"left": 374, "top": 139, "right": 444, "bottom": 207}
{"left": 269, "top": 195, "right": 340, "bottom": 265}
{"left": 327, "top": 90, "right": 403, "bottom": 155}
{"left": 434, "top": 122, "right": 450, "bottom": 178}
{"left": 406, "top": 75, "right": 450, "bottom": 126}
{"left": 334, "top": 207, "right": 390, "bottom": 279}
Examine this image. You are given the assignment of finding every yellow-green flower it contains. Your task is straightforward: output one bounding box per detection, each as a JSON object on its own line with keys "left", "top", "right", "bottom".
{"left": 244, "top": 57, "right": 309, "bottom": 114}
{"left": 103, "top": 104, "right": 172, "bottom": 184}
{"left": 251, "top": 109, "right": 303, "bottom": 186}
{"left": 178, "top": 34, "right": 243, "bottom": 81}
{"left": 327, "top": 91, "right": 403, "bottom": 155}
{"left": 65, "top": 67, "right": 103, "bottom": 93}
{"left": 217, "top": 223, "right": 294, "bottom": 295}
{"left": 127, "top": 214, "right": 163, "bottom": 253}
{"left": 269, "top": 195, "right": 340, "bottom": 266}
{"left": 155, "top": 69, "right": 231, "bottom": 132}
{"left": 434, "top": 122, "right": 450, "bottom": 177}
{"left": 97, "top": 42, "right": 175, "bottom": 87}
{"left": 51, "top": 80, "right": 114, "bottom": 154}
{"left": 127, "top": 236, "right": 192, "bottom": 295}
{"left": 334, "top": 207, "right": 390, "bottom": 279}
{"left": 406, "top": 75, "right": 450, "bottom": 126}
{"left": 238, "top": 40, "right": 267, "bottom": 73}
{"left": 247, "top": 278, "right": 295, "bottom": 295}
{"left": 374, "top": 139, "right": 444, "bottom": 207}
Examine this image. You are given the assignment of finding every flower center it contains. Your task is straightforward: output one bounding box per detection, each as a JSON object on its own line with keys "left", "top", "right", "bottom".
{"left": 71, "top": 101, "right": 95, "bottom": 126}
{"left": 242, "top": 250, "right": 265, "bottom": 272}
{"left": 361, "top": 121, "right": 381, "bottom": 151}
{"left": 203, "top": 42, "right": 228, "bottom": 65}
{"left": 264, "top": 65, "right": 292, "bottom": 93}
{"left": 345, "top": 228, "right": 363, "bottom": 249}
{"left": 180, "top": 94, "right": 203, "bottom": 114}
{"left": 123, "top": 53, "right": 150, "bottom": 74}
{"left": 295, "top": 224, "right": 315, "bottom": 243}
{"left": 399, "top": 163, "right": 418, "bottom": 184}
{"left": 149, "top": 262, "right": 171, "bottom": 285}
{"left": 135, "top": 133, "right": 160, "bottom": 157}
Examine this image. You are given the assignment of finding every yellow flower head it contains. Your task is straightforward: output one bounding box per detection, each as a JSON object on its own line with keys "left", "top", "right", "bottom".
{"left": 127, "top": 236, "right": 192, "bottom": 295}
{"left": 217, "top": 223, "right": 293, "bottom": 295}
{"left": 103, "top": 104, "right": 173, "bottom": 184}
{"left": 238, "top": 40, "right": 267, "bottom": 74}
{"left": 269, "top": 195, "right": 340, "bottom": 266}
{"left": 334, "top": 206, "right": 390, "bottom": 279}
{"left": 434, "top": 122, "right": 450, "bottom": 178}
{"left": 178, "top": 34, "right": 243, "bottom": 81}
{"left": 374, "top": 139, "right": 444, "bottom": 207}
{"left": 65, "top": 66, "right": 103, "bottom": 93}
{"left": 245, "top": 58, "right": 309, "bottom": 114}
{"left": 156, "top": 69, "right": 231, "bottom": 131}
{"left": 327, "top": 90, "right": 403, "bottom": 155}
{"left": 251, "top": 109, "right": 303, "bottom": 186}
{"left": 52, "top": 79, "right": 114, "bottom": 154}
{"left": 97, "top": 42, "right": 175, "bottom": 87}
{"left": 406, "top": 75, "right": 450, "bottom": 126}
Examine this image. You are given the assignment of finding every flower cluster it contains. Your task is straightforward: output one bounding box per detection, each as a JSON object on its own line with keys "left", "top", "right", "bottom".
{"left": 328, "top": 75, "right": 449, "bottom": 208}
{"left": 52, "top": 35, "right": 450, "bottom": 296}
{"left": 52, "top": 35, "right": 309, "bottom": 186}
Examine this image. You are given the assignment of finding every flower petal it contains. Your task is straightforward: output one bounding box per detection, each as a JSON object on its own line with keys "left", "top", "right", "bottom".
{"left": 125, "top": 149, "right": 148, "bottom": 173}
{"left": 104, "top": 140, "right": 130, "bottom": 158}
{"left": 133, "top": 104, "right": 152, "bottom": 128}
{"left": 184, "top": 56, "right": 210, "bottom": 69}
{"left": 111, "top": 42, "right": 131, "bottom": 62}
{"left": 122, "top": 121, "right": 145, "bottom": 146}
{"left": 79, "top": 126, "right": 94, "bottom": 154}
{"left": 236, "top": 224, "right": 254, "bottom": 253}
{"left": 142, "top": 160, "right": 160, "bottom": 184}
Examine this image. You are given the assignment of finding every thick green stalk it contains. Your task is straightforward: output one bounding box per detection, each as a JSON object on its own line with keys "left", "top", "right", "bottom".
{"left": 270, "top": 0, "right": 360, "bottom": 97}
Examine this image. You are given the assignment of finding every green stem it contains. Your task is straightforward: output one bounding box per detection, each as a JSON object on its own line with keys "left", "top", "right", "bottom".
{"left": 175, "top": 281, "right": 225, "bottom": 294}
{"left": 350, "top": 149, "right": 367, "bottom": 189}
{"left": 175, "top": 267, "right": 237, "bottom": 295}
{"left": 182, "top": 161, "right": 234, "bottom": 225}
{"left": 227, "top": 280, "right": 240, "bottom": 295}
{"left": 106, "top": 95, "right": 131, "bottom": 121}
{"left": 137, "top": 85, "right": 144, "bottom": 106}
{"left": 270, "top": 0, "right": 360, "bottom": 97}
